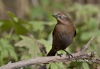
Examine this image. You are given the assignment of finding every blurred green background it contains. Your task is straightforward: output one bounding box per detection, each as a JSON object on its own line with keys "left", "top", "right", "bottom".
{"left": 0, "top": 0, "right": 100, "bottom": 69}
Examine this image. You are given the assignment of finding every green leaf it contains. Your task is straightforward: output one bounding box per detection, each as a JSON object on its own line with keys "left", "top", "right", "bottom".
{"left": 1, "top": 49, "right": 8, "bottom": 59}
{"left": 0, "top": 38, "right": 9, "bottom": 48}
{"left": 0, "top": 20, "right": 13, "bottom": 32}
{"left": 8, "top": 49, "right": 18, "bottom": 61}
{"left": 38, "top": 39, "right": 52, "bottom": 52}
{"left": 13, "top": 17, "right": 19, "bottom": 22}
{"left": 15, "top": 35, "right": 41, "bottom": 57}
{"left": 13, "top": 23, "right": 28, "bottom": 35}
{"left": 21, "top": 54, "right": 31, "bottom": 60}
{"left": 82, "top": 63, "right": 89, "bottom": 69}
{"left": 29, "top": 22, "right": 44, "bottom": 31}
{"left": 49, "top": 63, "right": 58, "bottom": 69}
{"left": 0, "top": 22, "right": 3, "bottom": 27}
{"left": 15, "top": 35, "right": 34, "bottom": 47}
{"left": 29, "top": 42, "right": 40, "bottom": 57}
{"left": 8, "top": 11, "right": 15, "bottom": 19}
{"left": 0, "top": 40, "right": 3, "bottom": 51}
{"left": 0, "top": 38, "right": 17, "bottom": 61}
{"left": 48, "top": 62, "right": 65, "bottom": 69}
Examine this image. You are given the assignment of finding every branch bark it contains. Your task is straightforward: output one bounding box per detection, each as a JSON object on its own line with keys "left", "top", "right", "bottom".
{"left": 1, "top": 36, "right": 99, "bottom": 69}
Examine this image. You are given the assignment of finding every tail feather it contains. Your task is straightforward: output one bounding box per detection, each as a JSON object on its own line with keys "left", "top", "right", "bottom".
{"left": 47, "top": 49, "right": 56, "bottom": 56}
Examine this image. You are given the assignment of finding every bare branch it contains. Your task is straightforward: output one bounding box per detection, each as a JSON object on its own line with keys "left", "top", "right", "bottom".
{"left": 0, "top": 36, "right": 98, "bottom": 69}
{"left": 80, "top": 36, "right": 94, "bottom": 53}
{"left": 0, "top": 52, "right": 97, "bottom": 69}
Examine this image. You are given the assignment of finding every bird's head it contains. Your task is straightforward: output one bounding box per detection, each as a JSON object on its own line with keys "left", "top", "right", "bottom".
{"left": 52, "top": 13, "right": 71, "bottom": 24}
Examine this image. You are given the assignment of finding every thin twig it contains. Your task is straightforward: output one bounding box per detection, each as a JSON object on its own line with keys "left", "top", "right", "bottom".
{"left": 81, "top": 36, "right": 94, "bottom": 53}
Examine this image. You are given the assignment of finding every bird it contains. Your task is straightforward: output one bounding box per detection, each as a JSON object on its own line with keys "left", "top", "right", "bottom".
{"left": 47, "top": 13, "right": 76, "bottom": 56}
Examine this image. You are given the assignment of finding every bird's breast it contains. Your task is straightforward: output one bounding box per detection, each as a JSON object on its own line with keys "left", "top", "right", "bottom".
{"left": 54, "top": 24, "right": 75, "bottom": 40}
{"left": 53, "top": 24, "right": 75, "bottom": 49}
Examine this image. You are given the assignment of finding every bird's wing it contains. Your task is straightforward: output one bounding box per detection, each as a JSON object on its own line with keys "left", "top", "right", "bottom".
{"left": 74, "top": 30, "right": 76, "bottom": 37}
{"left": 52, "top": 27, "right": 56, "bottom": 36}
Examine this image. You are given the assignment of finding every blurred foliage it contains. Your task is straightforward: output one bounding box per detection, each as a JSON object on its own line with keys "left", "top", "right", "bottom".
{"left": 0, "top": 0, "right": 100, "bottom": 69}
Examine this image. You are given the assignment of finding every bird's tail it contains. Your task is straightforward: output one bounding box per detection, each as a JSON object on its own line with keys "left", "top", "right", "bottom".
{"left": 46, "top": 48, "right": 56, "bottom": 56}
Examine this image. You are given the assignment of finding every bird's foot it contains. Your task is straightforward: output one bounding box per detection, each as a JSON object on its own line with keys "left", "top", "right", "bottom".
{"left": 63, "top": 50, "right": 73, "bottom": 59}
{"left": 66, "top": 52, "right": 73, "bottom": 59}
{"left": 57, "top": 53, "right": 63, "bottom": 57}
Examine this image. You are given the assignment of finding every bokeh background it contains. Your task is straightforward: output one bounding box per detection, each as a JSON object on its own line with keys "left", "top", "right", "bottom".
{"left": 0, "top": 0, "right": 100, "bottom": 69}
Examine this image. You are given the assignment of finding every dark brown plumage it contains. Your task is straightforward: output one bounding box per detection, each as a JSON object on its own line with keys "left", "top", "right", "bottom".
{"left": 47, "top": 13, "right": 76, "bottom": 56}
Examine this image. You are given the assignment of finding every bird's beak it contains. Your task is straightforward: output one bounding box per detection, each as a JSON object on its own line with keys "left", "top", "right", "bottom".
{"left": 52, "top": 14, "right": 58, "bottom": 18}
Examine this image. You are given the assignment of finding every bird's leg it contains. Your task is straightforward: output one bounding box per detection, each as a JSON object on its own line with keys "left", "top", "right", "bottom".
{"left": 56, "top": 48, "right": 63, "bottom": 57}
{"left": 63, "top": 49, "right": 73, "bottom": 59}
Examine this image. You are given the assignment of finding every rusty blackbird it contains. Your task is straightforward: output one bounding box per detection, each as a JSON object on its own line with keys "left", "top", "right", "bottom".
{"left": 47, "top": 13, "right": 76, "bottom": 56}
